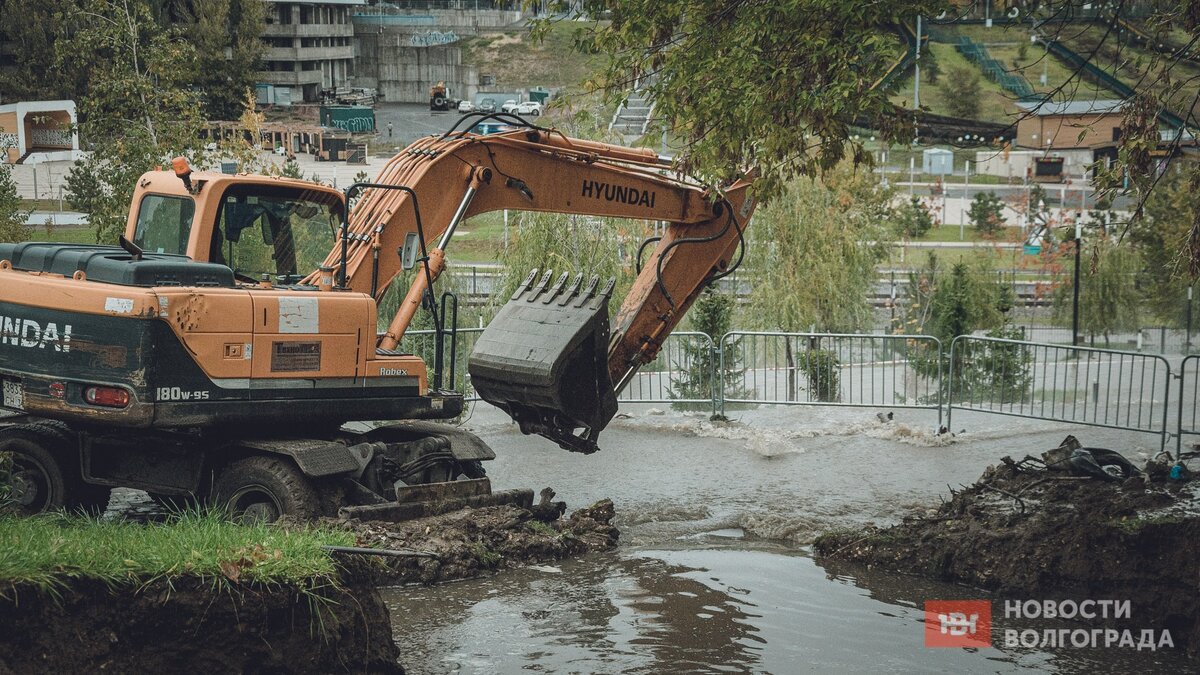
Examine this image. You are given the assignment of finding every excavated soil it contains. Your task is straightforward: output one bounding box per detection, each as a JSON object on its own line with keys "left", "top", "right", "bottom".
{"left": 814, "top": 454, "right": 1200, "bottom": 655}
{"left": 0, "top": 558, "right": 402, "bottom": 674}
{"left": 326, "top": 499, "right": 620, "bottom": 585}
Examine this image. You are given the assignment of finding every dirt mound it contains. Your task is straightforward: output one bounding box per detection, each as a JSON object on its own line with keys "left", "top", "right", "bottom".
{"left": 0, "top": 559, "right": 401, "bottom": 674}
{"left": 814, "top": 451, "right": 1200, "bottom": 655}
{"left": 329, "top": 499, "right": 619, "bottom": 585}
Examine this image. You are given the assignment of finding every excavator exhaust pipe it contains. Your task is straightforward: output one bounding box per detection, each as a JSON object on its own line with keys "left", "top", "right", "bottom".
{"left": 468, "top": 269, "right": 619, "bottom": 454}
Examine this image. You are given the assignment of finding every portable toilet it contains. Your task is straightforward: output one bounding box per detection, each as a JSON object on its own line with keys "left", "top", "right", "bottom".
{"left": 922, "top": 147, "right": 954, "bottom": 175}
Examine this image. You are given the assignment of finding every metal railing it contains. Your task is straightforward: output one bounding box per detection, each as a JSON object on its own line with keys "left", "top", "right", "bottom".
{"left": 383, "top": 328, "right": 1197, "bottom": 452}
{"left": 717, "top": 332, "right": 944, "bottom": 426}
{"left": 1177, "top": 355, "right": 1200, "bottom": 454}
{"left": 618, "top": 332, "right": 716, "bottom": 408}
{"left": 946, "top": 336, "right": 1173, "bottom": 450}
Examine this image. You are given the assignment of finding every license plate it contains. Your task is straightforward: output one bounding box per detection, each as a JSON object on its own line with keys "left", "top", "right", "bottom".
{"left": 2, "top": 380, "right": 24, "bottom": 410}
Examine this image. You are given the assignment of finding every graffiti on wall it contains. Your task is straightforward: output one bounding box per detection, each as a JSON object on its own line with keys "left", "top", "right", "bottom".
{"left": 328, "top": 117, "right": 375, "bottom": 133}
{"left": 409, "top": 30, "right": 459, "bottom": 47}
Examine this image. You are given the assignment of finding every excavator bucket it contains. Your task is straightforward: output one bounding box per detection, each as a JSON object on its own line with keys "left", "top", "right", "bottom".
{"left": 469, "top": 270, "right": 618, "bottom": 454}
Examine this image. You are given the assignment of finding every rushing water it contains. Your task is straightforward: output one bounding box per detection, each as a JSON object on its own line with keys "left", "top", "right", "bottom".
{"left": 383, "top": 405, "right": 1192, "bottom": 673}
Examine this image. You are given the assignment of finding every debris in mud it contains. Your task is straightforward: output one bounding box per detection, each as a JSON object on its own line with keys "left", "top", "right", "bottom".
{"left": 317, "top": 497, "right": 619, "bottom": 585}
{"left": 814, "top": 438, "right": 1200, "bottom": 656}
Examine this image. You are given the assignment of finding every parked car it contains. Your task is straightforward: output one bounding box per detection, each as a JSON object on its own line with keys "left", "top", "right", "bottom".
{"left": 515, "top": 101, "right": 543, "bottom": 116}
{"left": 500, "top": 99, "right": 519, "bottom": 114}
{"left": 478, "top": 98, "right": 497, "bottom": 113}
{"left": 458, "top": 99, "right": 474, "bottom": 114}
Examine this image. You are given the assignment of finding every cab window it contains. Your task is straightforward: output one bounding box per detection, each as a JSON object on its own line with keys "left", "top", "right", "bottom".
{"left": 132, "top": 195, "right": 195, "bottom": 255}
{"left": 212, "top": 184, "right": 343, "bottom": 281}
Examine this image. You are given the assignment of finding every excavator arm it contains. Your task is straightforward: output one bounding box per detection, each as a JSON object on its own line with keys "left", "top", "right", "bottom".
{"left": 309, "top": 118, "right": 755, "bottom": 452}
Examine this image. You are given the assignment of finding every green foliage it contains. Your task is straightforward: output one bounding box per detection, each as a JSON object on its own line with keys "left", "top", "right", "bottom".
{"left": 954, "top": 322, "right": 1033, "bottom": 402}
{"left": 893, "top": 196, "right": 934, "bottom": 239}
{"left": 1135, "top": 169, "right": 1199, "bottom": 327}
{"left": 536, "top": 0, "right": 948, "bottom": 195}
{"left": 0, "top": 1, "right": 83, "bottom": 101}
{"left": 495, "top": 211, "right": 639, "bottom": 316}
{"left": 62, "top": 0, "right": 205, "bottom": 244}
{"left": 745, "top": 162, "right": 893, "bottom": 332}
{"left": 170, "top": 0, "right": 266, "bottom": 120}
{"left": 0, "top": 165, "right": 32, "bottom": 243}
{"left": 281, "top": 159, "right": 304, "bottom": 180}
{"left": 668, "top": 288, "right": 747, "bottom": 409}
{"left": 967, "top": 191, "right": 1005, "bottom": 236}
{"left": 0, "top": 452, "right": 11, "bottom": 508}
{"left": 800, "top": 348, "right": 841, "bottom": 402}
{"left": 1052, "top": 236, "right": 1143, "bottom": 341}
{"left": 942, "top": 66, "right": 981, "bottom": 119}
{"left": 0, "top": 510, "right": 354, "bottom": 590}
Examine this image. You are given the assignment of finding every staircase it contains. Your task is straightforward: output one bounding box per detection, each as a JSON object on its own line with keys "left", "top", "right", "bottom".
{"left": 608, "top": 83, "right": 655, "bottom": 141}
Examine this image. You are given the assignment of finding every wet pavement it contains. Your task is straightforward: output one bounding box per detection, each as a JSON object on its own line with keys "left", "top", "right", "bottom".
{"left": 381, "top": 403, "right": 1192, "bottom": 673}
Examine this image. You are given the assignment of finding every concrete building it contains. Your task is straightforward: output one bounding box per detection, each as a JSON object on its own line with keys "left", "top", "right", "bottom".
{"left": 1013, "top": 99, "right": 1126, "bottom": 151}
{"left": 259, "top": 0, "right": 365, "bottom": 103}
{"left": 0, "top": 100, "right": 81, "bottom": 165}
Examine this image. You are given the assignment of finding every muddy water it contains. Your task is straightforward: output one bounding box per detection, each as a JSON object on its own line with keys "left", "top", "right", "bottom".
{"left": 384, "top": 405, "right": 1190, "bottom": 673}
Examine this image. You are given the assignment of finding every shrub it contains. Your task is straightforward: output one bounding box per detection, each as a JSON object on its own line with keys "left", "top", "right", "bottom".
{"left": 968, "top": 192, "right": 1006, "bottom": 236}
{"left": 800, "top": 348, "right": 841, "bottom": 402}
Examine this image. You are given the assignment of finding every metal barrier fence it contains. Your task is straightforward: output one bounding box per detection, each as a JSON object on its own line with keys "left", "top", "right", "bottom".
{"left": 946, "top": 336, "right": 1173, "bottom": 450}
{"left": 617, "top": 332, "right": 716, "bottom": 408}
{"left": 1178, "top": 355, "right": 1200, "bottom": 454}
{"left": 389, "top": 328, "right": 1199, "bottom": 452}
{"left": 718, "top": 332, "right": 944, "bottom": 426}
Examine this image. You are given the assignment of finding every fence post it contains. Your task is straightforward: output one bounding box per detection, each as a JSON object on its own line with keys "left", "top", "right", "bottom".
{"left": 717, "top": 333, "right": 728, "bottom": 418}
{"left": 709, "top": 339, "right": 720, "bottom": 419}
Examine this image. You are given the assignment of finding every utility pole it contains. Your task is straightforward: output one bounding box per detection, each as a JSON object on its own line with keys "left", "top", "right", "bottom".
{"left": 1072, "top": 219, "right": 1082, "bottom": 346}
{"left": 913, "top": 16, "right": 922, "bottom": 108}
{"left": 961, "top": 160, "right": 970, "bottom": 240}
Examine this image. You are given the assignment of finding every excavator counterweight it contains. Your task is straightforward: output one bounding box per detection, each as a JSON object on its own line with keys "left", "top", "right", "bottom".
{"left": 469, "top": 270, "right": 618, "bottom": 454}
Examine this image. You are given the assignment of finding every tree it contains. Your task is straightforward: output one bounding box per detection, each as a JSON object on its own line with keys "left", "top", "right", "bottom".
{"left": 62, "top": 0, "right": 204, "bottom": 243}
{"left": 1052, "top": 236, "right": 1143, "bottom": 345}
{"left": 537, "top": 0, "right": 947, "bottom": 195}
{"left": 942, "top": 66, "right": 981, "bottom": 119}
{"left": 1134, "top": 169, "right": 1199, "bottom": 327}
{"left": 668, "top": 287, "right": 747, "bottom": 410}
{"left": 0, "top": 1, "right": 83, "bottom": 102}
{"left": 968, "top": 191, "right": 1005, "bottom": 236}
{"left": 163, "top": 0, "right": 266, "bottom": 120}
{"left": 894, "top": 196, "right": 934, "bottom": 239}
{"left": 746, "top": 161, "right": 893, "bottom": 333}
{"left": 0, "top": 164, "right": 32, "bottom": 243}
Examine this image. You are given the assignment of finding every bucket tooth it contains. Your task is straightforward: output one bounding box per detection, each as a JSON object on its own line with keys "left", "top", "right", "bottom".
{"left": 558, "top": 273, "right": 585, "bottom": 307}
{"left": 469, "top": 268, "right": 619, "bottom": 454}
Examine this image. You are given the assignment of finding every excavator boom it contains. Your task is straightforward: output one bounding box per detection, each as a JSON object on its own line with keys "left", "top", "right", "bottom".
{"left": 316, "top": 115, "right": 756, "bottom": 453}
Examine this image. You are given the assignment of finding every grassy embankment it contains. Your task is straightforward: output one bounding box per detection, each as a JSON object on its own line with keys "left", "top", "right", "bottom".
{"left": 0, "top": 510, "right": 355, "bottom": 593}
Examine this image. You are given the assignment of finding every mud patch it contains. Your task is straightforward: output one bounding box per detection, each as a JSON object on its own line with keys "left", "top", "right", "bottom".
{"left": 0, "top": 560, "right": 401, "bottom": 674}
{"left": 329, "top": 500, "right": 619, "bottom": 585}
{"left": 814, "top": 455, "right": 1200, "bottom": 656}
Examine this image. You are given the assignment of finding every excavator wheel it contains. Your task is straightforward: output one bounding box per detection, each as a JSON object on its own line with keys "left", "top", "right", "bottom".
{"left": 0, "top": 424, "right": 110, "bottom": 515}
{"left": 211, "top": 455, "right": 321, "bottom": 524}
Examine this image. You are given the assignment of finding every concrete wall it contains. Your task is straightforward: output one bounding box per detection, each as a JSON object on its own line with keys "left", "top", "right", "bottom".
{"left": 355, "top": 29, "right": 478, "bottom": 103}
{"left": 974, "top": 149, "right": 1094, "bottom": 180}
{"left": 351, "top": 9, "right": 522, "bottom": 33}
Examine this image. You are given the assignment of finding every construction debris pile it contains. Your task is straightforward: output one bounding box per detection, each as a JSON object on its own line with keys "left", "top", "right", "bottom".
{"left": 815, "top": 437, "right": 1200, "bottom": 656}
{"left": 317, "top": 493, "right": 619, "bottom": 585}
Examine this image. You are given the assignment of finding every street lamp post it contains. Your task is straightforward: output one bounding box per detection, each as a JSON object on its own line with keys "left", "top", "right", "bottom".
{"left": 1072, "top": 219, "right": 1082, "bottom": 346}
{"left": 960, "top": 160, "right": 970, "bottom": 240}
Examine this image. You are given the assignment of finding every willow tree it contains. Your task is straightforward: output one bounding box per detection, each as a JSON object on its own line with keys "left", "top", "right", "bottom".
{"left": 745, "top": 162, "right": 893, "bottom": 332}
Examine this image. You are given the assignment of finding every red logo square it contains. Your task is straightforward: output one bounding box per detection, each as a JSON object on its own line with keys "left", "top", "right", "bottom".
{"left": 924, "top": 600, "right": 992, "bottom": 648}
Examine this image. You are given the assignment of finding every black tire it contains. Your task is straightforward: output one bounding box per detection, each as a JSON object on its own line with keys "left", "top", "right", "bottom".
{"left": 459, "top": 459, "right": 487, "bottom": 480}
{"left": 530, "top": 109, "right": 540, "bottom": 117}
{"left": 211, "top": 455, "right": 321, "bottom": 523}
{"left": 1, "top": 426, "right": 108, "bottom": 515}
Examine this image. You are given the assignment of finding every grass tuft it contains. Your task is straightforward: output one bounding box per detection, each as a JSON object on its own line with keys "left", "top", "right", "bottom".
{"left": 0, "top": 509, "right": 355, "bottom": 594}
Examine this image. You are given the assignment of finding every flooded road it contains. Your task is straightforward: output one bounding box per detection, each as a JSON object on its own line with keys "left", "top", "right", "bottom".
{"left": 385, "top": 404, "right": 1190, "bottom": 673}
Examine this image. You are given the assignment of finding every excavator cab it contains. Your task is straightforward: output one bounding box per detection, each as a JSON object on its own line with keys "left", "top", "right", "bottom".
{"left": 468, "top": 270, "right": 619, "bottom": 455}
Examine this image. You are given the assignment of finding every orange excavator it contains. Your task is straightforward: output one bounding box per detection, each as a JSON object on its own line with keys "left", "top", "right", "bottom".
{"left": 0, "top": 114, "right": 755, "bottom": 521}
